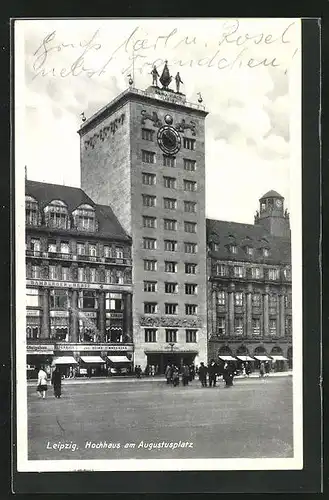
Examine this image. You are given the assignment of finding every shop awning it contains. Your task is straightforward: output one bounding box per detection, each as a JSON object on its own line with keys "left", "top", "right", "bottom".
{"left": 218, "top": 355, "right": 237, "bottom": 361}
{"left": 254, "top": 355, "right": 272, "bottom": 361}
{"left": 80, "top": 356, "right": 105, "bottom": 364}
{"left": 53, "top": 356, "right": 77, "bottom": 365}
{"left": 107, "top": 356, "right": 131, "bottom": 364}
{"left": 27, "top": 350, "right": 54, "bottom": 355}
{"left": 236, "top": 355, "right": 254, "bottom": 361}
{"left": 271, "top": 355, "right": 288, "bottom": 361}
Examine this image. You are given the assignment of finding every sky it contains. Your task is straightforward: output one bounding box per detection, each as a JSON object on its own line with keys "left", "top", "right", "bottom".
{"left": 17, "top": 18, "right": 301, "bottom": 224}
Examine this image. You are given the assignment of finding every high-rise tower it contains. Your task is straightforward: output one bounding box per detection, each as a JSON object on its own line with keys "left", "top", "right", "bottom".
{"left": 254, "top": 190, "right": 291, "bottom": 238}
{"left": 78, "top": 70, "right": 208, "bottom": 369}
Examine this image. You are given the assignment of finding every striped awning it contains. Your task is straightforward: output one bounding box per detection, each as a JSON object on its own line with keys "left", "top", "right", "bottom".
{"left": 271, "top": 355, "right": 288, "bottom": 361}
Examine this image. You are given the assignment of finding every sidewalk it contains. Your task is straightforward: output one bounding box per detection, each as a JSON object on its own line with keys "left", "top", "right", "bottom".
{"left": 27, "top": 371, "right": 292, "bottom": 386}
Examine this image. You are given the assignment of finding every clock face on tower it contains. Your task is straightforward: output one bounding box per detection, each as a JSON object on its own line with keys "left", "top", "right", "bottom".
{"left": 157, "top": 126, "right": 181, "bottom": 155}
{"left": 275, "top": 199, "right": 283, "bottom": 208}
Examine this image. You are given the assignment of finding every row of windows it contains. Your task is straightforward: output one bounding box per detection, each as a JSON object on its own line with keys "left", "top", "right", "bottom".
{"left": 213, "top": 244, "right": 270, "bottom": 257}
{"left": 28, "top": 265, "right": 127, "bottom": 284}
{"left": 143, "top": 217, "right": 197, "bottom": 233}
{"left": 142, "top": 239, "right": 197, "bottom": 253}
{"left": 27, "top": 289, "right": 124, "bottom": 310}
{"left": 28, "top": 239, "right": 126, "bottom": 259}
{"left": 144, "top": 303, "right": 198, "bottom": 315}
{"left": 141, "top": 140, "right": 195, "bottom": 164}
{"left": 144, "top": 260, "right": 197, "bottom": 274}
{"left": 142, "top": 195, "right": 197, "bottom": 213}
{"left": 144, "top": 328, "right": 197, "bottom": 343}
{"left": 142, "top": 173, "right": 197, "bottom": 192}
{"left": 217, "top": 291, "right": 292, "bottom": 308}
{"left": 216, "top": 317, "right": 292, "bottom": 336}
{"left": 144, "top": 282, "right": 196, "bottom": 294}
{"left": 216, "top": 264, "right": 290, "bottom": 280}
{"left": 140, "top": 137, "right": 197, "bottom": 169}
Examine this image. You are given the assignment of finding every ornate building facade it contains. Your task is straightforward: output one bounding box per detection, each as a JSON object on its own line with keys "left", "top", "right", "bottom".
{"left": 25, "top": 180, "right": 133, "bottom": 376}
{"left": 207, "top": 190, "right": 292, "bottom": 369}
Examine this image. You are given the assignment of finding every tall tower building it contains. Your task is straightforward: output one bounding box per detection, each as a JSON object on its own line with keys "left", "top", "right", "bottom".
{"left": 254, "top": 190, "right": 291, "bottom": 238}
{"left": 78, "top": 69, "right": 208, "bottom": 370}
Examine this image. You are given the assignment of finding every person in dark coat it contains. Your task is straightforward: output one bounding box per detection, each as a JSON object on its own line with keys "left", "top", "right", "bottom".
{"left": 172, "top": 365, "right": 180, "bottom": 387}
{"left": 182, "top": 364, "right": 190, "bottom": 386}
{"left": 208, "top": 360, "right": 218, "bottom": 387}
{"left": 259, "top": 361, "right": 265, "bottom": 378}
{"left": 198, "top": 362, "right": 208, "bottom": 387}
{"left": 223, "top": 362, "right": 234, "bottom": 387}
{"left": 189, "top": 364, "right": 195, "bottom": 381}
{"left": 165, "top": 364, "right": 172, "bottom": 384}
{"left": 264, "top": 361, "right": 271, "bottom": 377}
{"left": 51, "top": 366, "right": 62, "bottom": 398}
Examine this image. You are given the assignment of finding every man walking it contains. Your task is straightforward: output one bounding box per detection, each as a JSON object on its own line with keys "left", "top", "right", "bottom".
{"left": 182, "top": 364, "right": 190, "bottom": 386}
{"left": 51, "top": 366, "right": 62, "bottom": 398}
{"left": 208, "top": 359, "right": 218, "bottom": 387}
{"left": 198, "top": 362, "right": 208, "bottom": 387}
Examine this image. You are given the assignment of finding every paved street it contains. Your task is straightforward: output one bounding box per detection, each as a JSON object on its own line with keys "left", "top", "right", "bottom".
{"left": 28, "top": 376, "right": 293, "bottom": 460}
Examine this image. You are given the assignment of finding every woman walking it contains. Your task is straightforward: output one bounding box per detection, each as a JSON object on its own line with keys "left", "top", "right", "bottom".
{"left": 37, "top": 365, "right": 48, "bottom": 399}
{"left": 51, "top": 366, "right": 62, "bottom": 398}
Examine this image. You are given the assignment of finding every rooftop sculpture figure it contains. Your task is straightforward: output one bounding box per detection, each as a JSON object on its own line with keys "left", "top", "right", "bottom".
{"left": 175, "top": 72, "right": 183, "bottom": 93}
{"left": 151, "top": 65, "right": 160, "bottom": 86}
{"left": 159, "top": 60, "right": 172, "bottom": 89}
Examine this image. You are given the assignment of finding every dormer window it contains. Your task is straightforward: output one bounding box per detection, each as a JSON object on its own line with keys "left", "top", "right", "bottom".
{"left": 72, "top": 204, "right": 97, "bottom": 232}
{"left": 263, "top": 248, "right": 270, "bottom": 257}
{"left": 25, "top": 196, "right": 40, "bottom": 226}
{"left": 246, "top": 246, "right": 253, "bottom": 256}
{"left": 213, "top": 243, "right": 219, "bottom": 252}
{"left": 44, "top": 200, "right": 69, "bottom": 229}
{"left": 230, "top": 244, "right": 237, "bottom": 254}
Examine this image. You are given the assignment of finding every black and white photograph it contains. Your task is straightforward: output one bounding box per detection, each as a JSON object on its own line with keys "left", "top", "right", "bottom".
{"left": 15, "top": 17, "right": 303, "bottom": 472}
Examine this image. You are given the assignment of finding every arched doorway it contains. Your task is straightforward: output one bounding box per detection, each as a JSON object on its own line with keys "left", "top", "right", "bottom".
{"left": 253, "top": 345, "right": 270, "bottom": 370}
{"left": 287, "top": 346, "right": 293, "bottom": 370}
{"left": 218, "top": 345, "right": 233, "bottom": 356}
{"left": 270, "top": 346, "right": 286, "bottom": 372}
{"left": 236, "top": 345, "right": 253, "bottom": 374}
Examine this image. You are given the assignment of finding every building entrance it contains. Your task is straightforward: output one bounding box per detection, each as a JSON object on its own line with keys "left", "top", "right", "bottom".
{"left": 146, "top": 353, "right": 197, "bottom": 374}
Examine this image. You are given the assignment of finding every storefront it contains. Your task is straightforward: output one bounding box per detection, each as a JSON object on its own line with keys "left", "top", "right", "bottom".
{"left": 26, "top": 344, "right": 54, "bottom": 379}
{"left": 79, "top": 355, "right": 107, "bottom": 377}
{"left": 145, "top": 351, "right": 198, "bottom": 374}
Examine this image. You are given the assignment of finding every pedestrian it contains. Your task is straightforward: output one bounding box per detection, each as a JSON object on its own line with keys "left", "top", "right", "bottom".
{"left": 189, "top": 364, "right": 195, "bottom": 381}
{"left": 36, "top": 365, "right": 48, "bottom": 399}
{"left": 182, "top": 364, "right": 190, "bottom": 386}
{"left": 208, "top": 359, "right": 217, "bottom": 387}
{"left": 198, "top": 362, "right": 208, "bottom": 387}
{"left": 51, "top": 366, "right": 62, "bottom": 398}
{"left": 151, "top": 365, "right": 155, "bottom": 377}
{"left": 265, "top": 361, "right": 271, "bottom": 377}
{"left": 165, "top": 364, "right": 172, "bottom": 384}
{"left": 223, "top": 362, "right": 234, "bottom": 387}
{"left": 241, "top": 363, "right": 246, "bottom": 377}
{"left": 135, "top": 365, "right": 141, "bottom": 379}
{"left": 172, "top": 365, "right": 180, "bottom": 387}
{"left": 245, "top": 362, "right": 252, "bottom": 377}
{"left": 259, "top": 361, "right": 265, "bottom": 377}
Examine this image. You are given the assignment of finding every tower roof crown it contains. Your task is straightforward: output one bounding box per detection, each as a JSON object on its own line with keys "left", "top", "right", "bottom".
{"left": 259, "top": 190, "right": 284, "bottom": 200}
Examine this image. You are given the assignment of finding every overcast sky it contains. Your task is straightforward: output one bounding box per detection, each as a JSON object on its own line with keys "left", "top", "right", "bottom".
{"left": 17, "top": 18, "right": 301, "bottom": 224}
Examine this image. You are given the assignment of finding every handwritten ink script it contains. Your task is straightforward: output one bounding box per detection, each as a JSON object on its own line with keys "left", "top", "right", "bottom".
{"left": 31, "top": 20, "right": 298, "bottom": 80}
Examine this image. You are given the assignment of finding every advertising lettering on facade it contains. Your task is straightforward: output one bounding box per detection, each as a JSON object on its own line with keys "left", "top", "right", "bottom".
{"left": 26, "top": 279, "right": 131, "bottom": 291}
{"left": 55, "top": 344, "right": 133, "bottom": 352}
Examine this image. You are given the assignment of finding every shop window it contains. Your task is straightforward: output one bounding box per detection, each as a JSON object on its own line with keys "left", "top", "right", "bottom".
{"left": 78, "top": 290, "right": 98, "bottom": 309}
{"left": 44, "top": 200, "right": 69, "bottom": 229}
{"left": 165, "top": 329, "right": 177, "bottom": 343}
{"left": 252, "top": 318, "right": 261, "bottom": 335}
{"left": 50, "top": 290, "right": 69, "bottom": 309}
{"left": 25, "top": 196, "right": 39, "bottom": 226}
{"left": 186, "top": 329, "right": 197, "bottom": 343}
{"left": 26, "top": 288, "right": 40, "bottom": 307}
{"left": 217, "top": 291, "right": 225, "bottom": 305}
{"left": 217, "top": 317, "right": 226, "bottom": 336}
{"left": 79, "top": 318, "right": 98, "bottom": 343}
{"left": 145, "top": 329, "right": 157, "bottom": 342}
{"left": 105, "top": 325, "right": 123, "bottom": 343}
{"left": 50, "top": 318, "right": 69, "bottom": 341}
{"left": 72, "top": 204, "right": 97, "bottom": 231}
{"left": 235, "top": 317, "right": 243, "bottom": 335}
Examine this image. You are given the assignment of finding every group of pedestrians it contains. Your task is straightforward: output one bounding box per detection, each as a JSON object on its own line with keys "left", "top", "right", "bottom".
{"left": 164, "top": 364, "right": 196, "bottom": 386}
{"left": 259, "top": 361, "right": 271, "bottom": 378}
{"left": 197, "top": 361, "right": 235, "bottom": 388}
{"left": 36, "top": 365, "right": 62, "bottom": 399}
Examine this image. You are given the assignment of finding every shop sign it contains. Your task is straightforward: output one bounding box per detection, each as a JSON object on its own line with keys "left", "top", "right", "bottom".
{"left": 105, "top": 312, "right": 123, "bottom": 319}
{"left": 55, "top": 343, "right": 133, "bottom": 352}
{"left": 26, "top": 279, "right": 132, "bottom": 292}
{"left": 50, "top": 310, "right": 69, "bottom": 318}
{"left": 79, "top": 311, "right": 97, "bottom": 318}
{"left": 27, "top": 344, "right": 54, "bottom": 353}
{"left": 26, "top": 310, "right": 40, "bottom": 317}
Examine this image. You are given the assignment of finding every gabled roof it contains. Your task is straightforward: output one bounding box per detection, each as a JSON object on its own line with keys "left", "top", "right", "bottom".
{"left": 25, "top": 180, "right": 130, "bottom": 241}
{"left": 206, "top": 219, "right": 291, "bottom": 264}
{"left": 259, "top": 190, "right": 284, "bottom": 200}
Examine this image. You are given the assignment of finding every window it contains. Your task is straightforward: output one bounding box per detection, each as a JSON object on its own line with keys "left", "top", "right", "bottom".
{"left": 145, "top": 329, "right": 157, "bottom": 342}
{"left": 103, "top": 246, "right": 111, "bottom": 258}
{"left": 25, "top": 196, "right": 39, "bottom": 226}
{"left": 184, "top": 201, "right": 197, "bottom": 213}
{"left": 263, "top": 248, "right": 270, "bottom": 257}
{"left": 163, "top": 155, "right": 175, "bottom": 167}
{"left": 116, "top": 270, "right": 124, "bottom": 284}
{"left": 144, "top": 302, "right": 157, "bottom": 314}
{"left": 235, "top": 292, "right": 243, "bottom": 306}
{"left": 283, "top": 267, "right": 291, "bottom": 280}
{"left": 216, "top": 264, "right": 226, "bottom": 276}
{"left": 285, "top": 316, "right": 292, "bottom": 335}
{"left": 184, "top": 180, "right": 197, "bottom": 192}
{"left": 184, "top": 242, "right": 197, "bottom": 254}
{"left": 142, "top": 194, "right": 156, "bottom": 207}
{"left": 60, "top": 241, "right": 70, "bottom": 254}
{"left": 185, "top": 263, "right": 197, "bottom": 274}
{"left": 217, "top": 291, "right": 226, "bottom": 305}
{"left": 246, "top": 246, "right": 253, "bottom": 256}
{"left": 165, "top": 261, "right": 177, "bottom": 273}
{"left": 230, "top": 244, "right": 238, "bottom": 254}
{"left": 50, "top": 290, "right": 69, "bottom": 309}
{"left": 77, "top": 243, "right": 85, "bottom": 255}
{"left": 269, "top": 295, "right": 277, "bottom": 308}
{"left": 183, "top": 159, "right": 196, "bottom": 171}
{"left": 78, "top": 290, "right": 98, "bottom": 309}
{"left": 185, "top": 283, "right": 197, "bottom": 295}
{"left": 251, "top": 267, "right": 261, "bottom": 279}
{"left": 44, "top": 200, "right": 69, "bottom": 229}
{"left": 48, "top": 241, "right": 57, "bottom": 253}
{"left": 26, "top": 288, "right": 40, "bottom": 307}
{"left": 233, "top": 266, "right": 244, "bottom": 278}
{"left": 252, "top": 293, "right": 261, "bottom": 307}
{"left": 142, "top": 150, "right": 155, "bottom": 163}
{"left": 163, "top": 176, "right": 176, "bottom": 189}
{"left": 142, "top": 172, "right": 156, "bottom": 185}
{"left": 143, "top": 238, "right": 157, "bottom": 250}
{"left": 142, "top": 128, "right": 154, "bottom": 141}
{"left": 89, "top": 244, "right": 97, "bottom": 257}
{"left": 164, "top": 240, "right": 177, "bottom": 252}
{"left": 78, "top": 267, "right": 87, "bottom": 282}
{"left": 164, "top": 219, "right": 177, "bottom": 231}
{"left": 235, "top": 318, "right": 243, "bottom": 335}
{"left": 268, "top": 268, "right": 280, "bottom": 280}
{"left": 284, "top": 294, "right": 292, "bottom": 308}
{"left": 252, "top": 318, "right": 260, "bottom": 335}
{"left": 165, "top": 282, "right": 177, "bottom": 294}
{"left": 48, "top": 265, "right": 59, "bottom": 280}
{"left": 186, "top": 329, "right": 197, "bottom": 343}
{"left": 184, "top": 221, "right": 197, "bottom": 233}
{"left": 72, "top": 204, "right": 96, "bottom": 232}
{"left": 269, "top": 319, "right": 277, "bottom": 335}
{"left": 165, "top": 303, "right": 178, "bottom": 315}
{"left": 144, "top": 259, "right": 157, "bottom": 271}
{"left": 143, "top": 216, "right": 156, "bottom": 228}
{"left": 62, "top": 267, "right": 70, "bottom": 281}
{"left": 30, "top": 238, "right": 41, "bottom": 253}
{"left": 165, "top": 329, "right": 177, "bottom": 343}
{"left": 90, "top": 268, "right": 97, "bottom": 283}
{"left": 144, "top": 281, "right": 157, "bottom": 292}
{"left": 105, "top": 269, "right": 115, "bottom": 284}
{"left": 105, "top": 293, "right": 123, "bottom": 311}
{"left": 183, "top": 137, "right": 195, "bottom": 150}
{"left": 185, "top": 304, "right": 197, "bottom": 315}
{"left": 163, "top": 198, "right": 177, "bottom": 210}
{"left": 217, "top": 317, "right": 226, "bottom": 336}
